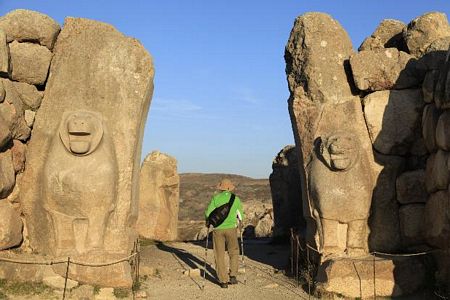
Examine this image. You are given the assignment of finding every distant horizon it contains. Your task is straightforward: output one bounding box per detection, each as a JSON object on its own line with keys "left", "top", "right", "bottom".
{"left": 1, "top": 1, "right": 450, "bottom": 178}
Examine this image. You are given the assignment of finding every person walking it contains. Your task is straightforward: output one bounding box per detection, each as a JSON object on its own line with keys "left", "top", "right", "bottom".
{"left": 205, "top": 178, "right": 244, "bottom": 288}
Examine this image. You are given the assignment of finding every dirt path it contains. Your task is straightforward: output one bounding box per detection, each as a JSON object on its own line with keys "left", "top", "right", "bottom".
{"left": 139, "top": 239, "right": 314, "bottom": 300}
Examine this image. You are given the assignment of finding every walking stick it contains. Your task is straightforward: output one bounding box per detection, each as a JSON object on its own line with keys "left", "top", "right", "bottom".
{"left": 239, "top": 222, "right": 246, "bottom": 285}
{"left": 202, "top": 225, "right": 211, "bottom": 290}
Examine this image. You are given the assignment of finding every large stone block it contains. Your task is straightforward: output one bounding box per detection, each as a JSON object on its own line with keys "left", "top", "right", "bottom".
{"left": 9, "top": 41, "right": 52, "bottom": 86}
{"left": 369, "top": 153, "right": 404, "bottom": 252}
{"left": 0, "top": 150, "right": 15, "bottom": 199}
{"left": 12, "top": 81, "right": 44, "bottom": 110}
{"left": 422, "top": 103, "right": 441, "bottom": 152}
{"left": 433, "top": 48, "right": 450, "bottom": 109}
{"left": 0, "top": 117, "right": 11, "bottom": 150}
{"left": 0, "top": 201, "right": 23, "bottom": 250}
{"left": 316, "top": 256, "right": 425, "bottom": 298}
{"left": 21, "top": 17, "right": 154, "bottom": 287}
{"left": 358, "top": 19, "right": 406, "bottom": 51}
{"left": 436, "top": 111, "right": 450, "bottom": 150}
{"left": 424, "top": 191, "right": 450, "bottom": 249}
{"left": 0, "top": 9, "right": 60, "bottom": 49}
{"left": 0, "top": 29, "right": 8, "bottom": 75}
{"left": 350, "top": 49, "right": 420, "bottom": 91}
{"left": 403, "top": 12, "right": 450, "bottom": 58}
{"left": 136, "top": 151, "right": 179, "bottom": 241}
{"left": 426, "top": 151, "right": 450, "bottom": 192}
{"left": 11, "top": 139, "right": 26, "bottom": 173}
{"left": 399, "top": 204, "right": 425, "bottom": 246}
{"left": 285, "top": 12, "right": 355, "bottom": 105}
{"left": 269, "top": 145, "right": 304, "bottom": 237}
{"left": 363, "top": 89, "right": 424, "bottom": 155}
{"left": 422, "top": 70, "right": 440, "bottom": 104}
{"left": 396, "top": 170, "right": 427, "bottom": 204}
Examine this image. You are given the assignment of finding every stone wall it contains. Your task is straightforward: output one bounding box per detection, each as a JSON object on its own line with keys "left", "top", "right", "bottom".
{"left": 0, "top": 9, "right": 154, "bottom": 288}
{"left": 285, "top": 11, "right": 450, "bottom": 297}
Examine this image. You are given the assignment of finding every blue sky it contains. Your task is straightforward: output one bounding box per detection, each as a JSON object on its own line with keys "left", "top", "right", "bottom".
{"left": 1, "top": 1, "right": 449, "bottom": 178}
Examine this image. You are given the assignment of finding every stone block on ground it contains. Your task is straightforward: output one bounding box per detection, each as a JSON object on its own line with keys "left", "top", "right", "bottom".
{"left": 0, "top": 200, "right": 23, "bottom": 250}
{"left": 403, "top": 12, "right": 450, "bottom": 58}
{"left": 399, "top": 204, "right": 425, "bottom": 246}
{"left": 255, "top": 213, "right": 274, "bottom": 238}
{"left": 396, "top": 169, "right": 427, "bottom": 204}
{"left": 43, "top": 275, "right": 78, "bottom": 290}
{"left": 316, "top": 256, "right": 425, "bottom": 298}
{"left": 0, "top": 9, "right": 60, "bottom": 49}
{"left": 363, "top": 89, "right": 424, "bottom": 155}
{"left": 359, "top": 19, "right": 406, "bottom": 51}
{"left": 9, "top": 41, "right": 52, "bottom": 86}
{"left": 137, "top": 151, "right": 179, "bottom": 241}
{"left": 350, "top": 49, "right": 420, "bottom": 91}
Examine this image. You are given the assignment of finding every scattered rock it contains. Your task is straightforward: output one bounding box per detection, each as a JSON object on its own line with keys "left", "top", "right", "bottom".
{"left": 0, "top": 9, "right": 61, "bottom": 49}
{"left": 359, "top": 19, "right": 406, "bottom": 51}
{"left": 396, "top": 170, "right": 427, "bottom": 204}
{"left": 403, "top": 12, "right": 450, "bottom": 57}
{"left": 9, "top": 41, "right": 52, "bottom": 86}
{"left": 363, "top": 89, "right": 424, "bottom": 155}
{"left": 183, "top": 268, "right": 201, "bottom": 278}
{"left": 43, "top": 275, "right": 78, "bottom": 290}
{"left": 350, "top": 48, "right": 420, "bottom": 91}
{"left": 0, "top": 200, "right": 23, "bottom": 250}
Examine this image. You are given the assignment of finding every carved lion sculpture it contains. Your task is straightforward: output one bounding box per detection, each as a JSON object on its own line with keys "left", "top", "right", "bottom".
{"left": 308, "top": 131, "right": 373, "bottom": 256}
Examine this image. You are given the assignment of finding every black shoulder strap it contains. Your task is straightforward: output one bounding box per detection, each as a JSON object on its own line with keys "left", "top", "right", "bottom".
{"left": 229, "top": 193, "right": 235, "bottom": 206}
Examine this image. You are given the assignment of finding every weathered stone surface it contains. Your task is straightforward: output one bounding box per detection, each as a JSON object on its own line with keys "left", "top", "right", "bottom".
{"left": 43, "top": 275, "right": 78, "bottom": 290}
{"left": 434, "top": 48, "right": 450, "bottom": 109}
{"left": 0, "top": 29, "right": 8, "bottom": 75}
{"left": 254, "top": 213, "right": 274, "bottom": 238}
{"left": 396, "top": 170, "right": 427, "bottom": 204}
{"left": 0, "top": 150, "right": 15, "bottom": 199}
{"left": 308, "top": 131, "right": 373, "bottom": 255}
{"left": 423, "top": 70, "right": 440, "bottom": 103}
{"left": 242, "top": 201, "right": 273, "bottom": 238}
{"left": 11, "top": 139, "right": 26, "bottom": 173}
{"left": 21, "top": 17, "right": 153, "bottom": 287}
{"left": 359, "top": 19, "right": 406, "bottom": 51}
{"left": 424, "top": 191, "right": 450, "bottom": 249}
{"left": 399, "top": 204, "right": 425, "bottom": 246}
{"left": 285, "top": 12, "right": 355, "bottom": 105}
{"left": 0, "top": 252, "right": 55, "bottom": 282}
{"left": 136, "top": 151, "right": 179, "bottom": 241}
{"left": 403, "top": 12, "right": 450, "bottom": 57}
{"left": 24, "top": 109, "right": 35, "bottom": 128}
{"left": 363, "top": 89, "right": 424, "bottom": 155}
{"left": 422, "top": 104, "right": 440, "bottom": 152}
{"left": 0, "top": 201, "right": 22, "bottom": 250}
{"left": 0, "top": 81, "right": 5, "bottom": 103}
{"left": 316, "top": 256, "right": 425, "bottom": 298}
{"left": 12, "top": 81, "right": 44, "bottom": 110}
{"left": 269, "top": 145, "right": 304, "bottom": 237}
{"left": 0, "top": 9, "right": 60, "bottom": 49}
{"left": 9, "top": 41, "right": 52, "bottom": 86}
{"left": 0, "top": 79, "right": 30, "bottom": 141}
{"left": 425, "top": 151, "right": 450, "bottom": 193}
{"left": 416, "top": 37, "right": 450, "bottom": 72}
{"left": 436, "top": 111, "right": 450, "bottom": 150}
{"left": 350, "top": 49, "right": 420, "bottom": 91}
{"left": 369, "top": 153, "right": 404, "bottom": 252}
{"left": 0, "top": 118, "right": 11, "bottom": 150}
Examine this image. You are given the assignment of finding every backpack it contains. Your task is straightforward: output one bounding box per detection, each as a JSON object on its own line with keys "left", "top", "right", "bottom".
{"left": 206, "top": 194, "right": 236, "bottom": 228}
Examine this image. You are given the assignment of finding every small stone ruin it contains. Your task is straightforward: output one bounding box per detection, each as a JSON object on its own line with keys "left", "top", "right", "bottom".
{"left": 0, "top": 9, "right": 154, "bottom": 288}
{"left": 285, "top": 11, "right": 450, "bottom": 298}
{"left": 137, "top": 151, "right": 180, "bottom": 241}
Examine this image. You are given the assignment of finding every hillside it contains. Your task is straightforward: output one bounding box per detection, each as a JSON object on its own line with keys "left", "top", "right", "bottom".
{"left": 179, "top": 173, "right": 271, "bottom": 221}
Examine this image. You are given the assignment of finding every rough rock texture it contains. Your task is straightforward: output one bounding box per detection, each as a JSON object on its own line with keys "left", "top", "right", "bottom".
{"left": 399, "top": 204, "right": 425, "bottom": 246}
{"left": 316, "top": 257, "right": 425, "bottom": 298}
{"left": 0, "top": 29, "right": 8, "bottom": 75}
{"left": 21, "top": 17, "right": 154, "bottom": 287}
{"left": 403, "top": 12, "right": 450, "bottom": 57}
{"left": 423, "top": 70, "right": 440, "bottom": 103}
{"left": 0, "top": 150, "right": 15, "bottom": 199}
{"left": 359, "top": 19, "right": 406, "bottom": 51}
{"left": 422, "top": 103, "right": 441, "bottom": 152}
{"left": 363, "top": 89, "right": 424, "bottom": 155}
{"left": 11, "top": 139, "right": 26, "bottom": 173}
{"left": 0, "top": 9, "right": 61, "bottom": 49}
{"left": 350, "top": 49, "right": 420, "bottom": 91}
{"left": 12, "top": 81, "right": 44, "bottom": 110}
{"left": 436, "top": 111, "right": 450, "bottom": 150}
{"left": 425, "top": 151, "right": 449, "bottom": 193}
{"left": 369, "top": 154, "right": 404, "bottom": 252}
{"left": 0, "top": 201, "right": 23, "bottom": 250}
{"left": 136, "top": 151, "right": 179, "bottom": 241}
{"left": 424, "top": 191, "right": 449, "bottom": 249}
{"left": 396, "top": 170, "right": 427, "bottom": 204}
{"left": 269, "top": 145, "right": 304, "bottom": 237}
{"left": 9, "top": 41, "right": 52, "bottom": 86}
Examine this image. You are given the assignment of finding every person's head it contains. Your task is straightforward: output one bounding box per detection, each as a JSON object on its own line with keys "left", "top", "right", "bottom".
{"left": 216, "top": 178, "right": 235, "bottom": 192}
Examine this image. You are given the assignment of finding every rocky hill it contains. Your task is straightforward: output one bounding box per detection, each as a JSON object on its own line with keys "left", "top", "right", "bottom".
{"left": 179, "top": 173, "right": 271, "bottom": 221}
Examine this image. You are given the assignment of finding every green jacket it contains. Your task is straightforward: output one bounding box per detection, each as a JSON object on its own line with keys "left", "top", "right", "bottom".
{"left": 205, "top": 191, "right": 244, "bottom": 230}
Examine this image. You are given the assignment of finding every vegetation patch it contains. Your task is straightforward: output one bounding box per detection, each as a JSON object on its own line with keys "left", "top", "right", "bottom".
{"left": 0, "top": 279, "right": 53, "bottom": 296}
{"left": 113, "top": 287, "right": 130, "bottom": 298}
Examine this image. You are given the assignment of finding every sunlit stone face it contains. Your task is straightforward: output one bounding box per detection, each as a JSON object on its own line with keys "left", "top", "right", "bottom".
{"left": 320, "top": 133, "right": 359, "bottom": 171}
{"left": 67, "top": 115, "right": 94, "bottom": 154}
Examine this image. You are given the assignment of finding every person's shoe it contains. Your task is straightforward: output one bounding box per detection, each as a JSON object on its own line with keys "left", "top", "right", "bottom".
{"left": 229, "top": 276, "right": 238, "bottom": 285}
{"left": 220, "top": 282, "right": 228, "bottom": 288}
